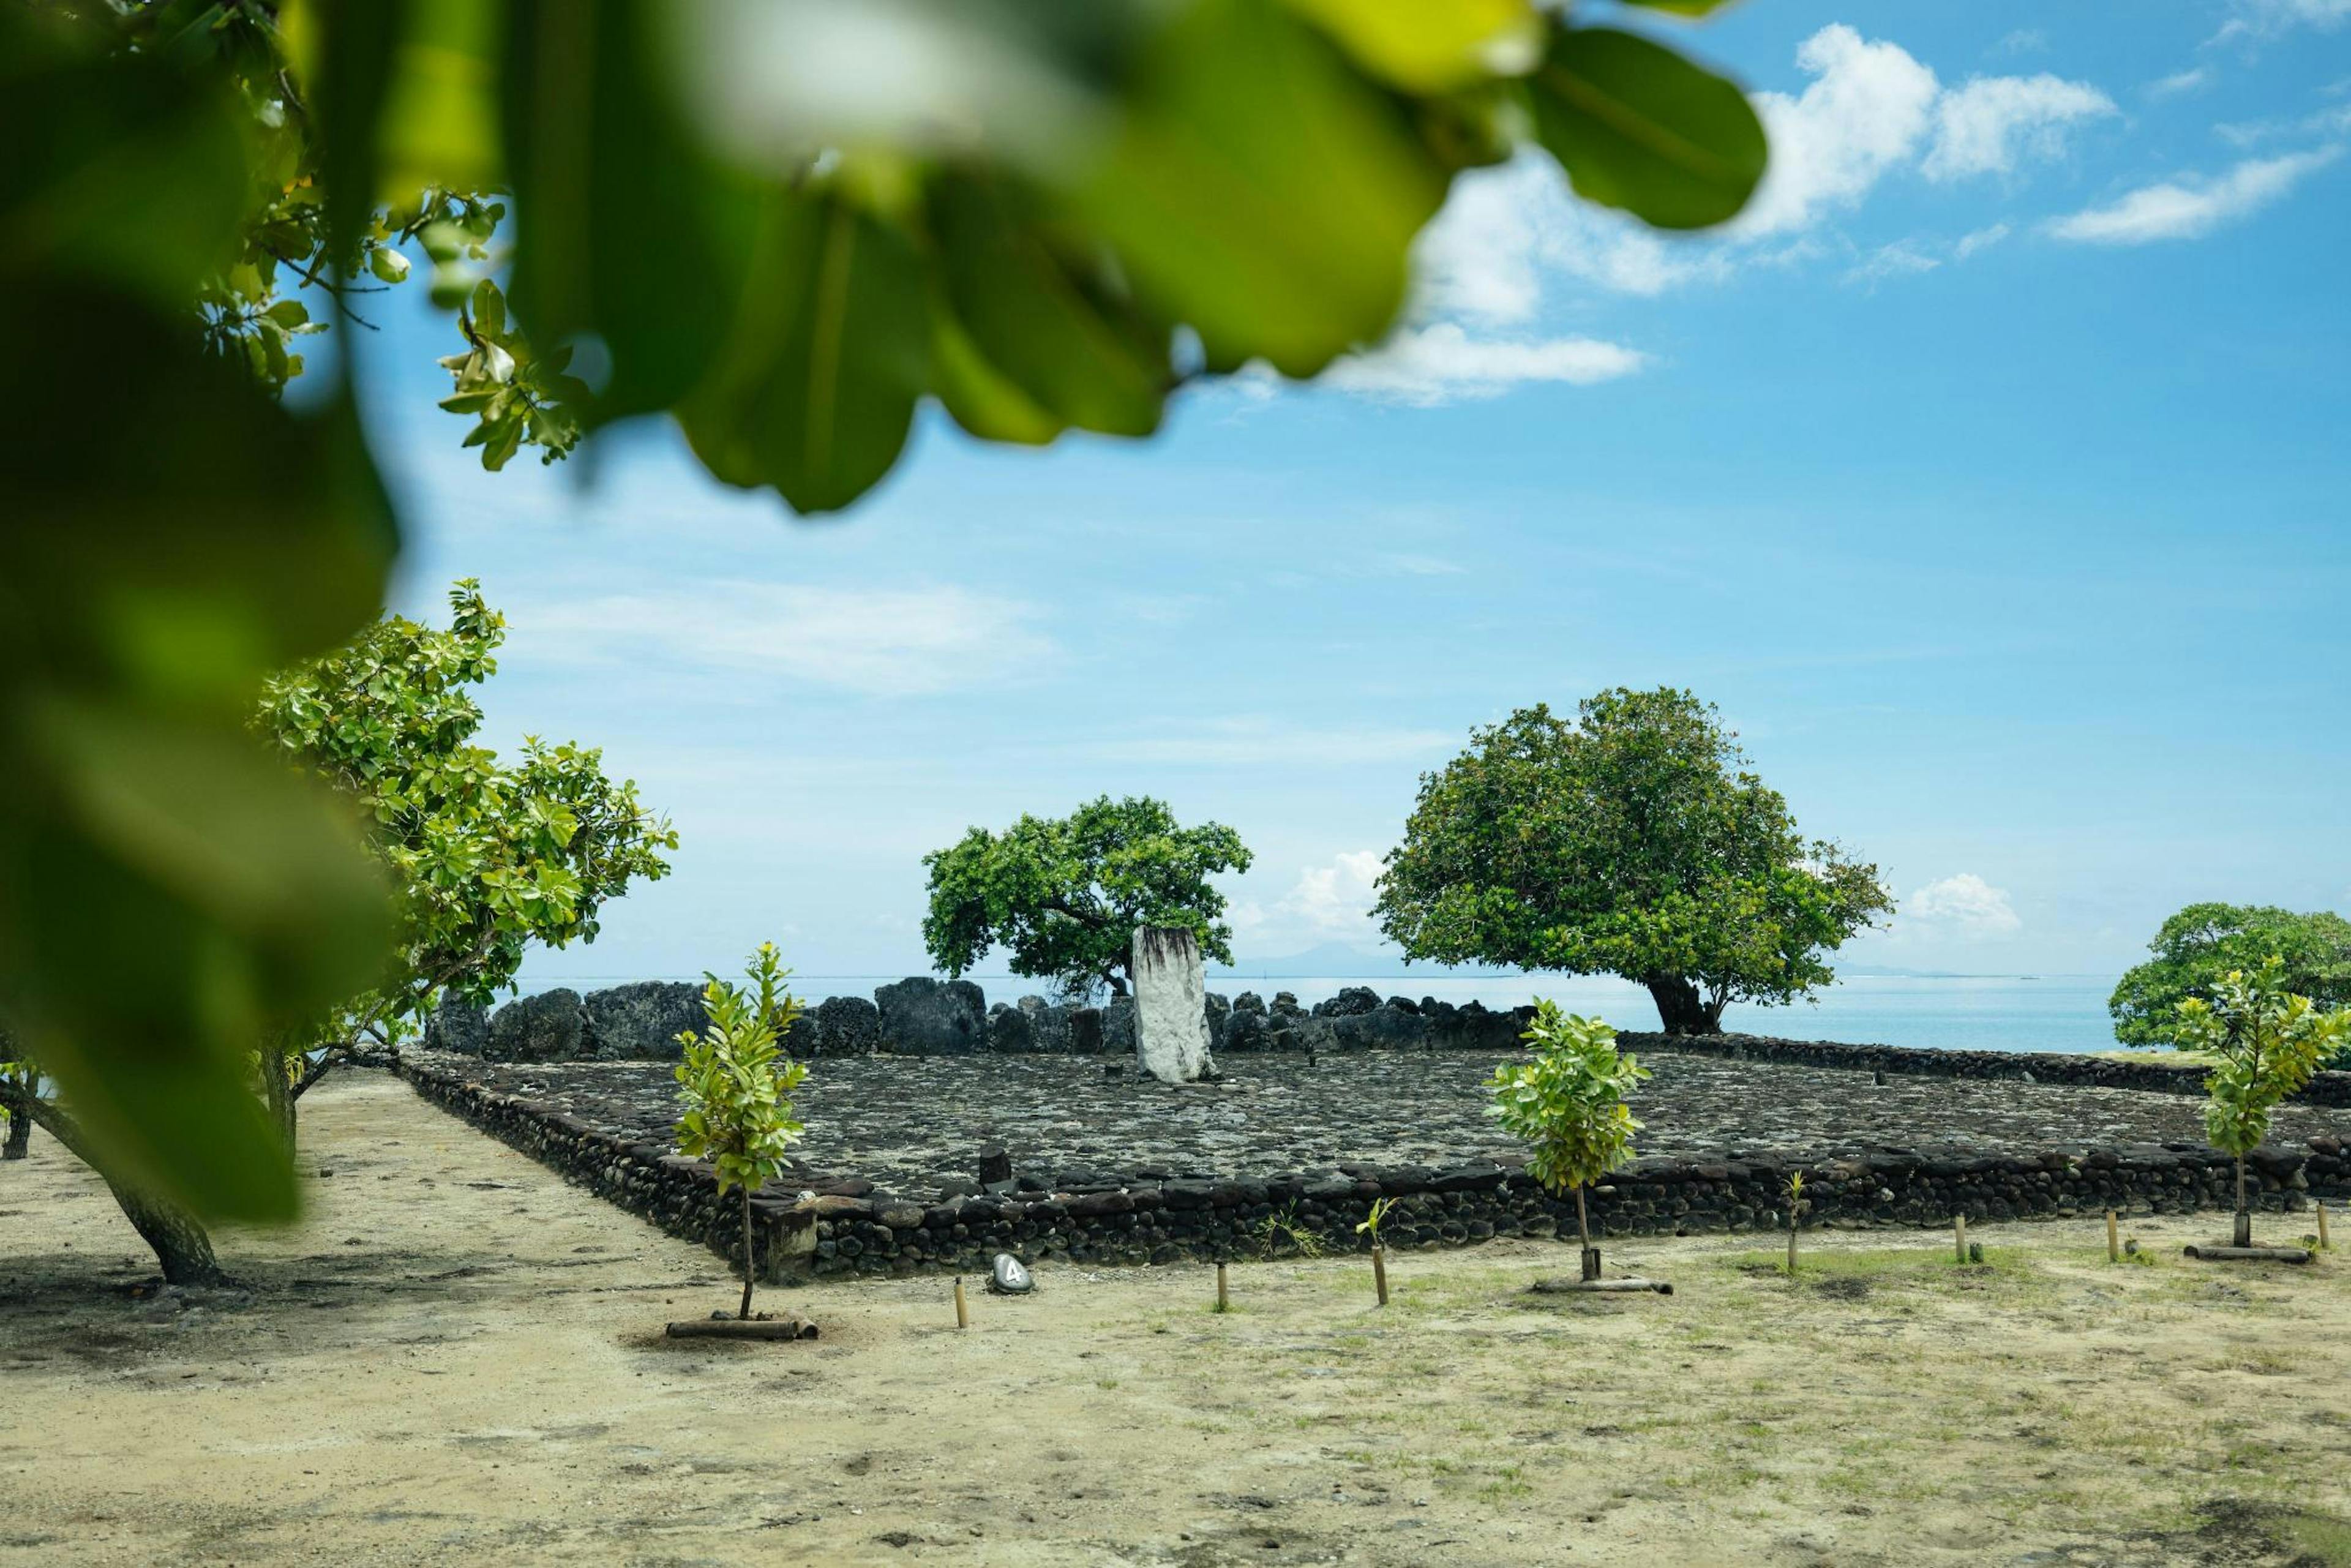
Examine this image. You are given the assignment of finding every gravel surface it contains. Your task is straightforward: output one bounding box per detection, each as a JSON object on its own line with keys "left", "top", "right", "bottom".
{"left": 442, "top": 1047, "right": 2351, "bottom": 1202}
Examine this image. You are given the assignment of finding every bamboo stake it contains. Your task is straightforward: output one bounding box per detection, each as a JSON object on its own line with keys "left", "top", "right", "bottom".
{"left": 1372, "top": 1245, "right": 1389, "bottom": 1308}
{"left": 2106, "top": 1209, "right": 2120, "bottom": 1264}
{"left": 1215, "top": 1262, "right": 1229, "bottom": 1313}
{"left": 1954, "top": 1213, "right": 1968, "bottom": 1265}
{"left": 953, "top": 1277, "right": 969, "bottom": 1330}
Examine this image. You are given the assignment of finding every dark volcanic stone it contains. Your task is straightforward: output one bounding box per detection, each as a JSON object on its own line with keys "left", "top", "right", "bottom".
{"left": 1018, "top": 997, "right": 1070, "bottom": 1054}
{"left": 486, "top": 989, "right": 588, "bottom": 1062}
{"left": 1103, "top": 996, "right": 1138, "bottom": 1054}
{"left": 875, "top": 977, "right": 987, "bottom": 1055}
{"left": 810, "top": 995, "right": 880, "bottom": 1057}
{"left": 423, "top": 1000, "right": 489, "bottom": 1056}
{"left": 986, "top": 1003, "right": 1032, "bottom": 1054}
{"left": 584, "top": 980, "right": 705, "bottom": 1060}
{"left": 1318, "top": 986, "right": 1381, "bottom": 1018}
{"left": 978, "top": 1147, "right": 1013, "bottom": 1185}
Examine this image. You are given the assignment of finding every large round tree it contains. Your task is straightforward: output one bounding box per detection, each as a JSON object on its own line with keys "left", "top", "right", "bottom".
{"left": 2109, "top": 903, "right": 2351, "bottom": 1052}
{"left": 923, "top": 796, "right": 1250, "bottom": 1000}
{"left": 1376, "top": 689, "right": 1891, "bottom": 1035}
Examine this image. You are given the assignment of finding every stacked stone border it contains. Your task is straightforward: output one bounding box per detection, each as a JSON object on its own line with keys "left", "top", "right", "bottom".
{"left": 393, "top": 1049, "right": 2351, "bottom": 1287}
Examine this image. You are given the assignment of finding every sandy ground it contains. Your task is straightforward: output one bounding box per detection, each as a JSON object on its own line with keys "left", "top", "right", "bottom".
{"left": 3, "top": 1071, "right": 2348, "bottom": 1568}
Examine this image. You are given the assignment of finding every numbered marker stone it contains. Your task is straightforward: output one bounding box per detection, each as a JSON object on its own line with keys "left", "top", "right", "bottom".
{"left": 989, "top": 1253, "right": 1035, "bottom": 1296}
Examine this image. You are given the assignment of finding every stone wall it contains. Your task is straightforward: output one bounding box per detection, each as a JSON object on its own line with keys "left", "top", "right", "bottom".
{"left": 394, "top": 1052, "right": 2351, "bottom": 1287}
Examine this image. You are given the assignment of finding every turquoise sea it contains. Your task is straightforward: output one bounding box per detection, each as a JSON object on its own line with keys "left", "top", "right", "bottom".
{"left": 520, "top": 972, "right": 2128, "bottom": 1056}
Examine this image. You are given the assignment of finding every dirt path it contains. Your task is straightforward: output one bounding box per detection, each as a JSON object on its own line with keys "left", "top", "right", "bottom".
{"left": 3, "top": 1071, "right": 2347, "bottom": 1567}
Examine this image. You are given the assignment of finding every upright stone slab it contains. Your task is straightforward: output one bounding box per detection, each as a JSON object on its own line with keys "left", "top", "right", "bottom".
{"left": 1131, "top": 926, "right": 1215, "bottom": 1084}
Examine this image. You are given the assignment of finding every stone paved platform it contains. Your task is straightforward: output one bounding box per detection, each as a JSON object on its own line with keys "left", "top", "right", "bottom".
{"left": 446, "top": 1047, "right": 2351, "bottom": 1204}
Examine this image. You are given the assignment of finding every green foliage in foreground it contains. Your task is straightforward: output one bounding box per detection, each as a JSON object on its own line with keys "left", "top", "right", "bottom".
{"left": 1379, "top": 689, "right": 1892, "bottom": 1034}
{"left": 674, "top": 945, "right": 809, "bottom": 1319}
{"left": 923, "top": 797, "right": 1251, "bottom": 1000}
{"left": 1, "top": 0, "right": 1766, "bottom": 1221}
{"left": 1488, "top": 1002, "right": 1647, "bottom": 1245}
{"left": 2110, "top": 903, "right": 2351, "bottom": 1058}
{"left": 2172, "top": 959, "right": 2347, "bottom": 1166}
{"left": 255, "top": 580, "right": 677, "bottom": 1088}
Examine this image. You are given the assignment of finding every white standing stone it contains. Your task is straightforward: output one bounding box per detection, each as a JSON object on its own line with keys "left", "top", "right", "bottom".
{"left": 1131, "top": 926, "right": 1215, "bottom": 1084}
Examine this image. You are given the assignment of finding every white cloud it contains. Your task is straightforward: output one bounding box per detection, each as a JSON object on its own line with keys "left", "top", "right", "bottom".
{"left": 1922, "top": 74, "right": 2118, "bottom": 181}
{"left": 1905, "top": 874, "right": 2022, "bottom": 938}
{"left": 1954, "top": 222, "right": 2012, "bottom": 259}
{"left": 1843, "top": 240, "right": 1940, "bottom": 287}
{"left": 1995, "top": 28, "right": 2048, "bottom": 56}
{"left": 2147, "top": 66, "right": 2214, "bottom": 99}
{"left": 1739, "top": 24, "right": 1943, "bottom": 236}
{"left": 520, "top": 582, "right": 1056, "bottom": 697}
{"left": 1233, "top": 851, "right": 1387, "bottom": 945}
{"left": 2047, "top": 146, "right": 2343, "bottom": 244}
{"left": 2215, "top": 0, "right": 2351, "bottom": 41}
{"left": 1413, "top": 155, "right": 1727, "bottom": 313}
{"left": 1322, "top": 323, "right": 1648, "bottom": 407}
{"left": 1084, "top": 718, "right": 1454, "bottom": 768}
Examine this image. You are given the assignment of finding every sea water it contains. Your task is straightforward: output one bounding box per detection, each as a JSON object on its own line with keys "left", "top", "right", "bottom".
{"left": 519, "top": 972, "right": 2126, "bottom": 1056}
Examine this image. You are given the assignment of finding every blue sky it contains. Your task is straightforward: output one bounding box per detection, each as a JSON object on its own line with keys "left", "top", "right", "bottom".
{"left": 359, "top": 0, "right": 2351, "bottom": 992}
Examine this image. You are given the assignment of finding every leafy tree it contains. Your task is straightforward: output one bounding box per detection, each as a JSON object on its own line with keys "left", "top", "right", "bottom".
{"left": 1488, "top": 1002, "right": 1648, "bottom": 1254}
{"left": 255, "top": 579, "right": 678, "bottom": 1126}
{"left": 0, "top": 583, "right": 674, "bottom": 1283}
{"left": 2110, "top": 904, "right": 2351, "bottom": 1056}
{"left": 3, "top": 0, "right": 1769, "bottom": 1218}
{"left": 2171, "top": 959, "right": 2351, "bottom": 1247}
{"left": 1, "top": 1048, "right": 32, "bottom": 1161}
{"left": 673, "top": 945, "right": 809, "bottom": 1321}
{"left": 1378, "top": 689, "right": 1892, "bottom": 1035}
{"left": 923, "top": 797, "right": 1251, "bottom": 1000}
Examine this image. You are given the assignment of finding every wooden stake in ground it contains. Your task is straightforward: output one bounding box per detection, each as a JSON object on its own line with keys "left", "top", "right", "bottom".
{"left": 2319, "top": 1201, "right": 2331, "bottom": 1252}
{"left": 1373, "top": 1245, "right": 1389, "bottom": 1307}
{"left": 1785, "top": 1171, "right": 1807, "bottom": 1276}
{"left": 1954, "top": 1213, "right": 1968, "bottom": 1264}
{"left": 953, "top": 1277, "right": 969, "bottom": 1330}
{"left": 1215, "top": 1262, "right": 1229, "bottom": 1313}
{"left": 2107, "top": 1209, "right": 2120, "bottom": 1264}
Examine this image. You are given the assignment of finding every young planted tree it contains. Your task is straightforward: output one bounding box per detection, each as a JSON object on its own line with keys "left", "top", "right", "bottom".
{"left": 1357, "top": 1196, "right": 1398, "bottom": 1307}
{"left": 2, "top": 1048, "right": 32, "bottom": 1161}
{"left": 2172, "top": 958, "right": 2350, "bottom": 1248}
{"left": 674, "top": 945, "right": 809, "bottom": 1321}
{"left": 2110, "top": 904, "right": 2351, "bottom": 1057}
{"left": 1488, "top": 1002, "right": 1649, "bottom": 1276}
{"left": 1379, "top": 691, "right": 1892, "bottom": 1035}
{"left": 923, "top": 797, "right": 1251, "bottom": 1000}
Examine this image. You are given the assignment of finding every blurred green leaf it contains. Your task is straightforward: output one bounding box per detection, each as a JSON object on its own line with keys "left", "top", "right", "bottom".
{"left": 1528, "top": 26, "right": 1764, "bottom": 231}
{"left": 1076, "top": 0, "right": 1449, "bottom": 378}
{"left": 1283, "top": 0, "right": 1539, "bottom": 91}
{"left": 311, "top": 0, "right": 407, "bottom": 265}
{"left": 928, "top": 307, "right": 1067, "bottom": 446}
{"left": 0, "top": 9, "right": 249, "bottom": 307}
{"left": 679, "top": 189, "right": 931, "bottom": 513}
{"left": 928, "top": 171, "right": 1169, "bottom": 438}
{"left": 502, "top": 0, "right": 762, "bottom": 424}
{"left": 1618, "top": 0, "right": 1744, "bottom": 16}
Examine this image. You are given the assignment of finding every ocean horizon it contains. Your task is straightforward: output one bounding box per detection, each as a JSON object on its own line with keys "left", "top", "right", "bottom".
{"left": 503, "top": 971, "right": 2129, "bottom": 1057}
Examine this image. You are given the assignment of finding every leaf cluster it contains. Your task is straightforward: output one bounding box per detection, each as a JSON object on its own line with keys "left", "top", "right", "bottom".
{"left": 921, "top": 796, "right": 1251, "bottom": 999}
{"left": 2109, "top": 903, "right": 2351, "bottom": 1054}
{"left": 1378, "top": 690, "right": 1892, "bottom": 1006}
{"left": 673, "top": 944, "right": 809, "bottom": 1198}
{"left": 1486, "top": 1001, "right": 1648, "bottom": 1196}
{"left": 2172, "top": 958, "right": 2350, "bottom": 1158}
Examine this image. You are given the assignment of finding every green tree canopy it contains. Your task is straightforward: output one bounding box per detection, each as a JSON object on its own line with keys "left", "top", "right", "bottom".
{"left": 255, "top": 579, "right": 678, "bottom": 1092}
{"left": 2109, "top": 903, "right": 2351, "bottom": 1052}
{"left": 1377, "top": 689, "right": 1893, "bottom": 1035}
{"left": 3, "top": 0, "right": 1770, "bottom": 1219}
{"left": 923, "top": 797, "right": 1251, "bottom": 1000}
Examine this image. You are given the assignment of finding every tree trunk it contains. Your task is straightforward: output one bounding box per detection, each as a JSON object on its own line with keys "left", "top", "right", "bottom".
{"left": 2, "top": 1104, "right": 28, "bottom": 1160}
{"left": 738, "top": 1185, "right": 757, "bottom": 1320}
{"left": 261, "top": 1046, "right": 296, "bottom": 1148}
{"left": 2233, "top": 1157, "right": 2252, "bottom": 1248}
{"left": 1575, "top": 1186, "right": 1590, "bottom": 1249}
{"left": 20, "top": 1095, "right": 227, "bottom": 1286}
{"left": 1644, "top": 978, "right": 1724, "bottom": 1035}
